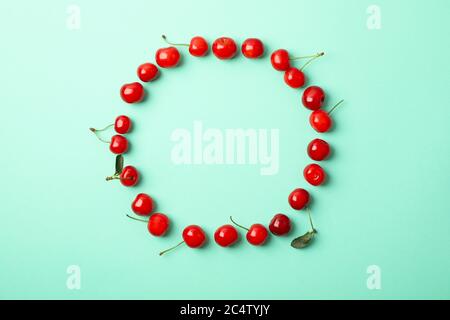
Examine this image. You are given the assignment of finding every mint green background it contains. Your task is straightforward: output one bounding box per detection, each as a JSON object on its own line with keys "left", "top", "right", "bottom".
{"left": 1, "top": 0, "right": 449, "bottom": 299}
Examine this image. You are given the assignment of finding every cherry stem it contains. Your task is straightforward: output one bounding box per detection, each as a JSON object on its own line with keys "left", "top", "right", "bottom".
{"left": 89, "top": 124, "right": 113, "bottom": 133}
{"left": 105, "top": 175, "right": 119, "bottom": 181}
{"left": 162, "top": 35, "right": 189, "bottom": 47}
{"left": 300, "top": 52, "right": 325, "bottom": 71}
{"left": 229, "top": 216, "right": 249, "bottom": 232}
{"left": 306, "top": 207, "right": 317, "bottom": 233}
{"left": 126, "top": 214, "right": 148, "bottom": 223}
{"left": 159, "top": 241, "right": 185, "bottom": 256}
{"left": 89, "top": 128, "right": 111, "bottom": 144}
{"left": 328, "top": 99, "right": 344, "bottom": 115}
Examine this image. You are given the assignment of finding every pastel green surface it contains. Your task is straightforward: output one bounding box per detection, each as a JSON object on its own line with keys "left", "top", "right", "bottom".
{"left": 0, "top": 0, "right": 449, "bottom": 299}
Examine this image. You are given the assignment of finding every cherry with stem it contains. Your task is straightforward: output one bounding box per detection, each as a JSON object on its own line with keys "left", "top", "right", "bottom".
{"left": 230, "top": 216, "right": 268, "bottom": 246}
{"left": 106, "top": 175, "right": 134, "bottom": 182}
{"left": 89, "top": 126, "right": 112, "bottom": 143}
{"left": 127, "top": 212, "right": 170, "bottom": 237}
{"left": 159, "top": 241, "right": 185, "bottom": 256}
{"left": 126, "top": 214, "right": 148, "bottom": 223}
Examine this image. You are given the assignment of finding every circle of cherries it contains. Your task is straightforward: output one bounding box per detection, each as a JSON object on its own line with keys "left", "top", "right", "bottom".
{"left": 90, "top": 35, "right": 344, "bottom": 255}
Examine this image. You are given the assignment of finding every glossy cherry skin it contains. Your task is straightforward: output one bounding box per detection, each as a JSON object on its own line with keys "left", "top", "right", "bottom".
{"left": 189, "top": 36, "right": 209, "bottom": 57}
{"left": 120, "top": 82, "right": 144, "bottom": 104}
{"left": 269, "top": 214, "right": 291, "bottom": 236}
{"left": 270, "top": 49, "right": 290, "bottom": 71}
{"left": 109, "top": 135, "right": 128, "bottom": 154}
{"left": 214, "top": 224, "right": 238, "bottom": 247}
{"left": 148, "top": 213, "right": 169, "bottom": 236}
{"left": 119, "top": 166, "right": 139, "bottom": 187}
{"left": 288, "top": 188, "right": 310, "bottom": 210}
{"left": 212, "top": 37, "right": 237, "bottom": 59}
{"left": 241, "top": 38, "right": 264, "bottom": 59}
{"left": 131, "top": 193, "right": 154, "bottom": 216}
{"left": 137, "top": 63, "right": 159, "bottom": 82}
{"left": 156, "top": 47, "right": 180, "bottom": 68}
{"left": 310, "top": 110, "right": 332, "bottom": 133}
{"left": 308, "top": 139, "right": 330, "bottom": 161}
{"left": 246, "top": 224, "right": 268, "bottom": 246}
{"left": 183, "top": 225, "right": 206, "bottom": 248}
{"left": 284, "top": 67, "right": 305, "bottom": 88}
{"left": 302, "top": 86, "right": 325, "bottom": 110}
{"left": 304, "top": 164, "right": 326, "bottom": 186}
{"left": 114, "top": 115, "right": 131, "bottom": 134}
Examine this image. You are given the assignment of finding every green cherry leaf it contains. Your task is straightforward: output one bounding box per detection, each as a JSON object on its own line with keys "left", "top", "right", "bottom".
{"left": 115, "top": 155, "right": 124, "bottom": 175}
{"left": 291, "top": 230, "right": 316, "bottom": 249}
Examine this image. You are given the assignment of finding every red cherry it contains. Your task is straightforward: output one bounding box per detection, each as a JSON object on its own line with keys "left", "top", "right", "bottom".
{"left": 156, "top": 47, "right": 180, "bottom": 68}
{"left": 137, "top": 63, "right": 159, "bottom": 82}
{"left": 109, "top": 135, "right": 128, "bottom": 154}
{"left": 183, "top": 225, "right": 206, "bottom": 248}
{"left": 120, "top": 82, "right": 144, "bottom": 104}
{"left": 114, "top": 115, "right": 132, "bottom": 134}
{"left": 288, "top": 188, "right": 310, "bottom": 210}
{"left": 247, "top": 224, "right": 268, "bottom": 246}
{"left": 269, "top": 214, "right": 291, "bottom": 236}
{"left": 284, "top": 67, "right": 305, "bottom": 88}
{"left": 119, "top": 166, "right": 139, "bottom": 187}
{"left": 270, "top": 49, "right": 290, "bottom": 71}
{"left": 302, "top": 86, "right": 325, "bottom": 110}
{"left": 214, "top": 225, "right": 238, "bottom": 247}
{"left": 241, "top": 38, "right": 264, "bottom": 59}
{"left": 189, "top": 36, "right": 209, "bottom": 57}
{"left": 148, "top": 213, "right": 170, "bottom": 236}
{"left": 310, "top": 110, "right": 332, "bottom": 133}
{"left": 131, "top": 193, "right": 154, "bottom": 216}
{"left": 308, "top": 139, "right": 330, "bottom": 161}
{"left": 304, "top": 164, "right": 326, "bottom": 186}
{"left": 212, "top": 37, "right": 237, "bottom": 60}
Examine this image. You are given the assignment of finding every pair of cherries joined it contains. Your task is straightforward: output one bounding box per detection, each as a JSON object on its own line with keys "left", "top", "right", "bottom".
{"left": 119, "top": 36, "right": 265, "bottom": 104}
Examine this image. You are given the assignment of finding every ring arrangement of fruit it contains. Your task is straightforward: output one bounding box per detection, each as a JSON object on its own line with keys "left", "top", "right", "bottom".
{"left": 90, "top": 35, "right": 343, "bottom": 255}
